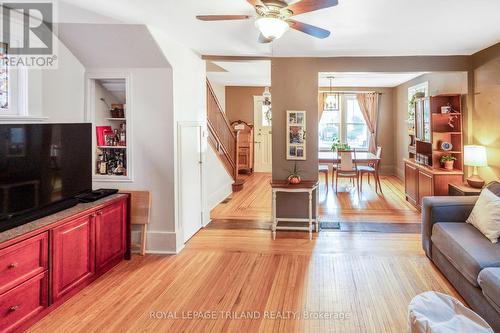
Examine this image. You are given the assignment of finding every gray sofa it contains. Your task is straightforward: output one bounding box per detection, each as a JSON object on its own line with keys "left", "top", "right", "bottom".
{"left": 422, "top": 187, "right": 500, "bottom": 332}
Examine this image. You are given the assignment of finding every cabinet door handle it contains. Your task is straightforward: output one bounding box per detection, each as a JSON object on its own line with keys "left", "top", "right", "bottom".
{"left": 8, "top": 305, "right": 19, "bottom": 312}
{"left": 7, "top": 262, "right": 18, "bottom": 269}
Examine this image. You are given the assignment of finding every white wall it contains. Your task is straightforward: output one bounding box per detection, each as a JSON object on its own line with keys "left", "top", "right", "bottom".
{"left": 90, "top": 68, "right": 176, "bottom": 253}
{"left": 209, "top": 80, "right": 226, "bottom": 113}
{"left": 148, "top": 26, "right": 209, "bottom": 251}
{"left": 206, "top": 147, "right": 233, "bottom": 211}
{"left": 394, "top": 72, "right": 468, "bottom": 179}
{"left": 41, "top": 37, "right": 86, "bottom": 122}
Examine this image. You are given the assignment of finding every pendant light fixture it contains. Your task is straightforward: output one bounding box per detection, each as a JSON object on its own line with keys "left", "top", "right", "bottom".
{"left": 325, "top": 76, "right": 339, "bottom": 111}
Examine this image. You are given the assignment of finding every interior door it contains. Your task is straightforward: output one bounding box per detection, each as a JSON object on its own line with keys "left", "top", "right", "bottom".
{"left": 253, "top": 96, "right": 272, "bottom": 172}
{"left": 179, "top": 123, "right": 204, "bottom": 243}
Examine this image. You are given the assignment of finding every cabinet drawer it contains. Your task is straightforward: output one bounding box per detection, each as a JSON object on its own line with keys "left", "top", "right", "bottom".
{"left": 0, "top": 233, "right": 48, "bottom": 295}
{"left": 0, "top": 272, "right": 48, "bottom": 333}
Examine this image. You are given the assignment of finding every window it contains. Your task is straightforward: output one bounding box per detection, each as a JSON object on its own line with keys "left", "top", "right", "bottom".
{"left": 318, "top": 94, "right": 369, "bottom": 151}
{"left": 261, "top": 104, "right": 272, "bottom": 127}
{"left": 345, "top": 95, "right": 368, "bottom": 150}
{"left": 0, "top": 43, "right": 8, "bottom": 112}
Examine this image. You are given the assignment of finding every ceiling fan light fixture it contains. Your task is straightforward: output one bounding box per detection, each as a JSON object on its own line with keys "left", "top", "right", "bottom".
{"left": 255, "top": 17, "right": 289, "bottom": 40}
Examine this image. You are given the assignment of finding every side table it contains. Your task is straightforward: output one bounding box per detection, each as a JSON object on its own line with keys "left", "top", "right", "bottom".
{"left": 270, "top": 180, "right": 319, "bottom": 240}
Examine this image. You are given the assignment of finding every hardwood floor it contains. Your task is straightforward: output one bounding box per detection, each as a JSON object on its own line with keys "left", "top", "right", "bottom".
{"left": 211, "top": 172, "right": 420, "bottom": 224}
{"left": 27, "top": 229, "right": 461, "bottom": 333}
{"left": 26, "top": 173, "right": 450, "bottom": 333}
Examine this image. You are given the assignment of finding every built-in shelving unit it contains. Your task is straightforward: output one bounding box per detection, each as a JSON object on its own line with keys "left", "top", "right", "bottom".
{"left": 89, "top": 77, "right": 130, "bottom": 181}
{"left": 404, "top": 94, "right": 464, "bottom": 209}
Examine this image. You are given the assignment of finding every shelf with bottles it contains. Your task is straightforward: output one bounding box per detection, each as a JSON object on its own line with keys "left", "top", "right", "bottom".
{"left": 92, "top": 78, "right": 129, "bottom": 180}
{"left": 95, "top": 148, "right": 127, "bottom": 177}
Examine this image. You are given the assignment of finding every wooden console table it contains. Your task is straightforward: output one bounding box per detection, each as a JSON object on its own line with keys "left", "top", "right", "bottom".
{"left": 270, "top": 180, "right": 319, "bottom": 240}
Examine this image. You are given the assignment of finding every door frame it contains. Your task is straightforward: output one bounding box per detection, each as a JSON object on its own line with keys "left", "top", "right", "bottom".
{"left": 253, "top": 95, "right": 272, "bottom": 173}
{"left": 176, "top": 121, "right": 206, "bottom": 244}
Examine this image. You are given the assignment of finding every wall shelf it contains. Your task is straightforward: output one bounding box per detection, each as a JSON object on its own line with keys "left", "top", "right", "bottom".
{"left": 106, "top": 118, "right": 126, "bottom": 121}
{"left": 97, "top": 146, "right": 127, "bottom": 149}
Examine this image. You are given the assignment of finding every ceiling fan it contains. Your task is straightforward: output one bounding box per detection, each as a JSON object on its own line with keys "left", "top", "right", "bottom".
{"left": 196, "top": 0, "right": 338, "bottom": 43}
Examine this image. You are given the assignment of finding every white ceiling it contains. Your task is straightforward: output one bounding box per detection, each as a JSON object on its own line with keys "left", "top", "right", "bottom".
{"left": 207, "top": 61, "right": 271, "bottom": 86}
{"left": 319, "top": 72, "right": 427, "bottom": 88}
{"left": 60, "top": 0, "right": 500, "bottom": 57}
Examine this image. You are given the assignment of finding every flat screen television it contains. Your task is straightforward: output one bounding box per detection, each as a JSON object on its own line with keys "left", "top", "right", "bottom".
{"left": 0, "top": 123, "right": 92, "bottom": 232}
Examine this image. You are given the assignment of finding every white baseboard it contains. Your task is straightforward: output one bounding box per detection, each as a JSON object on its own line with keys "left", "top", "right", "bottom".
{"left": 145, "top": 230, "right": 179, "bottom": 254}
{"left": 207, "top": 183, "right": 232, "bottom": 211}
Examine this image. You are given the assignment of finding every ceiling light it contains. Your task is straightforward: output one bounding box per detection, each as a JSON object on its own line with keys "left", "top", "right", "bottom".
{"left": 255, "top": 17, "right": 289, "bottom": 40}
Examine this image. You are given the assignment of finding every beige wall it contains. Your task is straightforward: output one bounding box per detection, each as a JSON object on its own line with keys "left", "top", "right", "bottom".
{"left": 225, "top": 86, "right": 266, "bottom": 124}
{"left": 470, "top": 43, "right": 500, "bottom": 182}
{"left": 393, "top": 72, "right": 468, "bottom": 179}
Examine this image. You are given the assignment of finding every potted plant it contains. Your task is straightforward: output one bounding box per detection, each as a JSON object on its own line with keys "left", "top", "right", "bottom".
{"left": 440, "top": 155, "right": 457, "bottom": 170}
{"left": 331, "top": 137, "right": 351, "bottom": 152}
{"left": 287, "top": 162, "right": 302, "bottom": 184}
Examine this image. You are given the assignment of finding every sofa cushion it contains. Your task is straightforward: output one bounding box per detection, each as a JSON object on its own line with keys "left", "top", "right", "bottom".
{"left": 478, "top": 268, "right": 500, "bottom": 313}
{"left": 466, "top": 188, "right": 500, "bottom": 243}
{"left": 431, "top": 223, "right": 500, "bottom": 287}
{"left": 486, "top": 181, "right": 500, "bottom": 197}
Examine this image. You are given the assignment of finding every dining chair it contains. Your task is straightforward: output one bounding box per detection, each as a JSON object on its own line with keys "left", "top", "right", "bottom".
{"left": 334, "top": 149, "right": 359, "bottom": 193}
{"left": 319, "top": 164, "right": 329, "bottom": 191}
{"left": 358, "top": 146, "right": 383, "bottom": 194}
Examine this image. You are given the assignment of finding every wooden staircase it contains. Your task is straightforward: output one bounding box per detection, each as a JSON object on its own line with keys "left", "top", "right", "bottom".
{"left": 206, "top": 80, "right": 244, "bottom": 192}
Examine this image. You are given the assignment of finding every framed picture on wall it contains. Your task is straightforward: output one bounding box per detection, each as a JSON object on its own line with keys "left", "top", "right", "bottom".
{"left": 286, "top": 110, "right": 306, "bottom": 160}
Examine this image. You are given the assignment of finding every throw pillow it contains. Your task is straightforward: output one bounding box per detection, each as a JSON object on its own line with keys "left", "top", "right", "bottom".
{"left": 467, "top": 188, "right": 500, "bottom": 243}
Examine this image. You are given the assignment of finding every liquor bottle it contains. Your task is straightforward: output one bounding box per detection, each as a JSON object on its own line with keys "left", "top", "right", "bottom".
{"left": 119, "top": 123, "right": 126, "bottom": 146}
{"left": 113, "top": 129, "right": 119, "bottom": 146}
{"left": 97, "top": 154, "right": 103, "bottom": 174}
{"left": 99, "top": 153, "right": 107, "bottom": 175}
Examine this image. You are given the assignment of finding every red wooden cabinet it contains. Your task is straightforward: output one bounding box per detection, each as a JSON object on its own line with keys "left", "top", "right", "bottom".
{"left": 0, "top": 272, "right": 48, "bottom": 333}
{"left": 95, "top": 200, "right": 126, "bottom": 274}
{"left": 51, "top": 214, "right": 95, "bottom": 303}
{"left": 0, "top": 233, "right": 48, "bottom": 295}
{"left": 0, "top": 196, "right": 129, "bottom": 332}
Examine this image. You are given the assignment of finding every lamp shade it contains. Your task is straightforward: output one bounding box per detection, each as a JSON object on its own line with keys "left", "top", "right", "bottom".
{"left": 464, "top": 145, "right": 488, "bottom": 167}
{"left": 255, "top": 17, "right": 289, "bottom": 40}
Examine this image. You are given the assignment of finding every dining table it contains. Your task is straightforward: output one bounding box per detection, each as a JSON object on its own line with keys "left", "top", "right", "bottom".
{"left": 318, "top": 151, "right": 379, "bottom": 164}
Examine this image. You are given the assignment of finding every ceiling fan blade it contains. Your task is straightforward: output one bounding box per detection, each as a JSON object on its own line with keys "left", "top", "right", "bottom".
{"left": 196, "top": 15, "right": 251, "bottom": 21}
{"left": 287, "top": 0, "right": 338, "bottom": 16}
{"left": 258, "top": 33, "right": 273, "bottom": 44}
{"left": 247, "top": 0, "right": 268, "bottom": 9}
{"left": 288, "top": 19, "right": 330, "bottom": 39}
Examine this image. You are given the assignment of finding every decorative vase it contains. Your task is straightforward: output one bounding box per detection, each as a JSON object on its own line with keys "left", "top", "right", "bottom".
{"left": 444, "top": 160, "right": 454, "bottom": 170}
{"left": 288, "top": 175, "right": 301, "bottom": 184}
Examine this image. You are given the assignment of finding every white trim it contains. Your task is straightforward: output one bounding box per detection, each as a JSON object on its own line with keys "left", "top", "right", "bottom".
{"left": 85, "top": 71, "right": 133, "bottom": 182}
{"left": 0, "top": 116, "right": 47, "bottom": 122}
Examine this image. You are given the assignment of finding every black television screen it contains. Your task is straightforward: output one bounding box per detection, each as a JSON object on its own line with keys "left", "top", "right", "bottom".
{"left": 0, "top": 123, "right": 92, "bottom": 231}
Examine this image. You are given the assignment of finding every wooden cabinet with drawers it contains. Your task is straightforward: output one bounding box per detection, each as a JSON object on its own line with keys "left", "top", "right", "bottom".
{"left": 0, "top": 195, "right": 129, "bottom": 333}
{"left": 404, "top": 158, "right": 463, "bottom": 210}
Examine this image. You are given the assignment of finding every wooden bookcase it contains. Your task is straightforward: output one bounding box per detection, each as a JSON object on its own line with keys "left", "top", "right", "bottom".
{"left": 404, "top": 94, "right": 464, "bottom": 209}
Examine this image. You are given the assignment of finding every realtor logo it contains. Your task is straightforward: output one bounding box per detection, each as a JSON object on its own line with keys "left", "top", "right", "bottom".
{"left": 2, "top": 2, "right": 53, "bottom": 55}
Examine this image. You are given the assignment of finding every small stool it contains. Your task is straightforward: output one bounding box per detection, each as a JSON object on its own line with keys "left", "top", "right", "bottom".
{"left": 120, "top": 190, "right": 151, "bottom": 255}
{"left": 408, "top": 291, "right": 493, "bottom": 333}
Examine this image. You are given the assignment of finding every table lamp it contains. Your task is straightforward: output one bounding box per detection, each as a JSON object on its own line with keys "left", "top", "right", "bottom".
{"left": 464, "top": 145, "right": 488, "bottom": 188}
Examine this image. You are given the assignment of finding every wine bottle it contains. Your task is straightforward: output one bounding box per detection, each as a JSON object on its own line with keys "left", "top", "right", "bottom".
{"left": 119, "top": 123, "right": 126, "bottom": 146}
{"left": 99, "top": 153, "right": 107, "bottom": 175}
